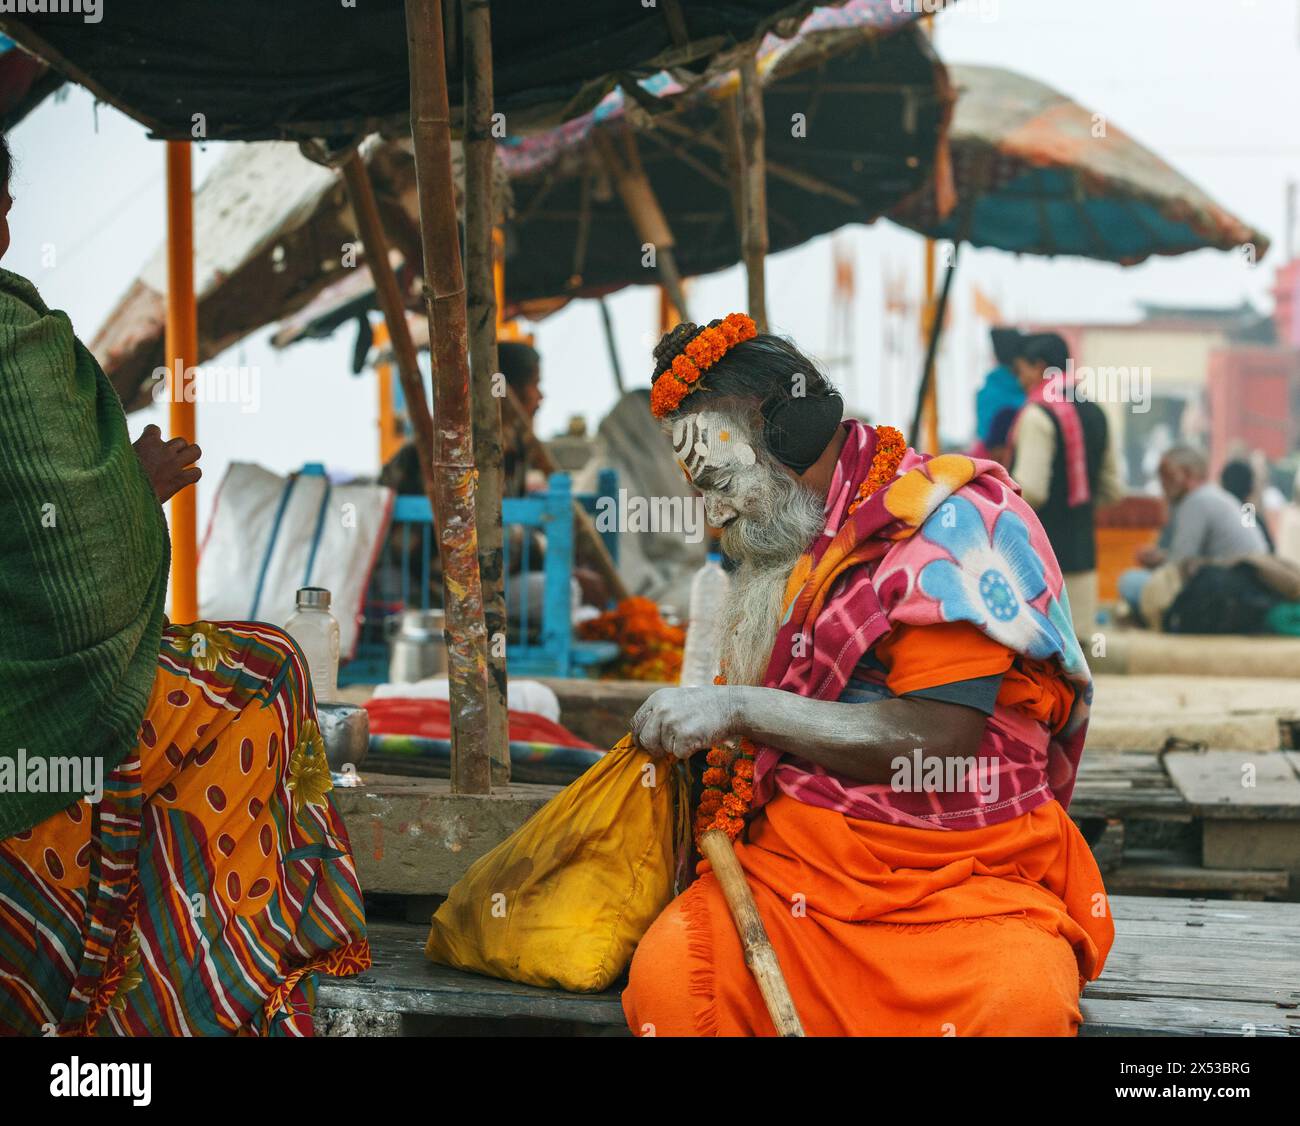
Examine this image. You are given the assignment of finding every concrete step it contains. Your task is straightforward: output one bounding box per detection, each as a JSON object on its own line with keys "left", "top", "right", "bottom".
{"left": 332, "top": 775, "right": 562, "bottom": 897}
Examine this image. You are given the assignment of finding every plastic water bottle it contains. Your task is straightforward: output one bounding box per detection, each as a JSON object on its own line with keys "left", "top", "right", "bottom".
{"left": 680, "top": 549, "right": 731, "bottom": 686}
{"left": 286, "top": 586, "right": 341, "bottom": 703}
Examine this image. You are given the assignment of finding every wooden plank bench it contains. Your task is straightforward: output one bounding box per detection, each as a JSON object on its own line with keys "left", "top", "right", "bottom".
{"left": 316, "top": 895, "right": 1300, "bottom": 1036}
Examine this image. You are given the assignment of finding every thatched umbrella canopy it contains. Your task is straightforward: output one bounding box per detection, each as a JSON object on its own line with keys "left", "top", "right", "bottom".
{"left": 89, "top": 1, "right": 949, "bottom": 405}
{"left": 890, "top": 63, "right": 1269, "bottom": 264}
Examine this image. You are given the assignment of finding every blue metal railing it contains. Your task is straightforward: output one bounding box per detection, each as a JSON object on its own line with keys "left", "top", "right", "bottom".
{"left": 340, "top": 468, "right": 620, "bottom": 683}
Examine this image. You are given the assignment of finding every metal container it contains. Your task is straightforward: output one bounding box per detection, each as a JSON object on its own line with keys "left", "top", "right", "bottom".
{"left": 317, "top": 701, "right": 369, "bottom": 772}
{"left": 386, "top": 608, "right": 449, "bottom": 684}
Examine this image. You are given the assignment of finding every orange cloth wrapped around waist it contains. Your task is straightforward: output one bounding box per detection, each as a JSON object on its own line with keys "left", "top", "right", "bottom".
{"left": 624, "top": 792, "right": 1113, "bottom": 1037}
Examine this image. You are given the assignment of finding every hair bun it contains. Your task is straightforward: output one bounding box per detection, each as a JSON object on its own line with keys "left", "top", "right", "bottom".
{"left": 651, "top": 321, "right": 704, "bottom": 379}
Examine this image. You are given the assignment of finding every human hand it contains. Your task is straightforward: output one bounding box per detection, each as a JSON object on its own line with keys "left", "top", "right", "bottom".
{"left": 631, "top": 685, "right": 744, "bottom": 760}
{"left": 133, "top": 424, "right": 202, "bottom": 503}
{"left": 574, "top": 566, "right": 610, "bottom": 608}
{"left": 1136, "top": 545, "right": 1165, "bottom": 568}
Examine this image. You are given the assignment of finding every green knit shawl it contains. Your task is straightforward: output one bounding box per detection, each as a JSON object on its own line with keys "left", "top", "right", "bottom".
{"left": 0, "top": 268, "right": 169, "bottom": 839}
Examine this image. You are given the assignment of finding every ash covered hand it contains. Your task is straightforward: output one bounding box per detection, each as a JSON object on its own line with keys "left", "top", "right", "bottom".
{"left": 631, "top": 685, "right": 742, "bottom": 760}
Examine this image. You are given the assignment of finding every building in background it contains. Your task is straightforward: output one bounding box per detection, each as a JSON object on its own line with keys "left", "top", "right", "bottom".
{"left": 1031, "top": 256, "right": 1300, "bottom": 493}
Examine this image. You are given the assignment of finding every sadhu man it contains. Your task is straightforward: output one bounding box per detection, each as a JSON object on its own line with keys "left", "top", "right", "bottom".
{"left": 624, "top": 314, "right": 1113, "bottom": 1037}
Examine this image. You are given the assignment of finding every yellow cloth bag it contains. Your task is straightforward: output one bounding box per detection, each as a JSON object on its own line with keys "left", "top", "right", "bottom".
{"left": 425, "top": 735, "right": 688, "bottom": 992}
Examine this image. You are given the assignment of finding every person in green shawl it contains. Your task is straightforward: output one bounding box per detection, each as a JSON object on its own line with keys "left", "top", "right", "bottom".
{"left": 0, "top": 135, "right": 370, "bottom": 1035}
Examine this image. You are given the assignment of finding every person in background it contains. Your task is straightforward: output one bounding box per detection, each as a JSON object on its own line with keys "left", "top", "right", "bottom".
{"left": 1010, "top": 332, "right": 1122, "bottom": 640}
{"left": 379, "top": 338, "right": 606, "bottom": 613}
{"left": 1119, "top": 446, "right": 1269, "bottom": 619}
{"left": 1220, "top": 457, "right": 1275, "bottom": 552}
{"left": 971, "top": 326, "right": 1025, "bottom": 465}
{"left": 379, "top": 340, "right": 545, "bottom": 588}
{"left": 0, "top": 133, "right": 368, "bottom": 1035}
{"left": 498, "top": 340, "right": 543, "bottom": 498}
{"left": 1277, "top": 465, "right": 1300, "bottom": 569}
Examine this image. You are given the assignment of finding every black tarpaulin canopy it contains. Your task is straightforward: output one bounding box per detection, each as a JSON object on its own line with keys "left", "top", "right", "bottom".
{"left": 0, "top": 0, "right": 856, "bottom": 141}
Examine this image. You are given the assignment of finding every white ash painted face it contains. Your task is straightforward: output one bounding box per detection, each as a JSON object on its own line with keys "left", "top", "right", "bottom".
{"left": 671, "top": 410, "right": 769, "bottom": 529}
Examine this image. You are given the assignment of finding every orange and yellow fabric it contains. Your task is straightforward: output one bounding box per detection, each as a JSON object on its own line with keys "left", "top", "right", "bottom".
{"left": 624, "top": 791, "right": 1113, "bottom": 1037}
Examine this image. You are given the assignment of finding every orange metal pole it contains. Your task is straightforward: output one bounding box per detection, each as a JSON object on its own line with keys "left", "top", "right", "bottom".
{"left": 919, "top": 12, "right": 940, "bottom": 457}
{"left": 372, "top": 318, "right": 403, "bottom": 465}
{"left": 921, "top": 238, "right": 939, "bottom": 455}
{"left": 165, "top": 141, "right": 199, "bottom": 622}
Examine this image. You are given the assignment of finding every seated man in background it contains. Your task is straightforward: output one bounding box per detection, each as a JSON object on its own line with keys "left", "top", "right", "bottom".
{"left": 378, "top": 338, "right": 604, "bottom": 621}
{"left": 1220, "top": 457, "right": 1275, "bottom": 552}
{"left": 624, "top": 314, "right": 1111, "bottom": 1037}
{"left": 1120, "top": 446, "right": 1270, "bottom": 622}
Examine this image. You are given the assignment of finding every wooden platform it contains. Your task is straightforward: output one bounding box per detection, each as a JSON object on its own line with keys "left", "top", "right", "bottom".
{"left": 1069, "top": 749, "right": 1300, "bottom": 899}
{"left": 316, "top": 896, "right": 1300, "bottom": 1036}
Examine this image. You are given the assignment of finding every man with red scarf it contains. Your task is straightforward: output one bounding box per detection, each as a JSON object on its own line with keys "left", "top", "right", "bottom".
{"left": 1010, "top": 332, "right": 1122, "bottom": 640}
{"left": 624, "top": 316, "right": 1112, "bottom": 1037}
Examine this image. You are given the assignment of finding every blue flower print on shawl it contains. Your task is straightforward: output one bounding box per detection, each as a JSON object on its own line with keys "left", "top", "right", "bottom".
{"left": 916, "top": 495, "right": 1077, "bottom": 665}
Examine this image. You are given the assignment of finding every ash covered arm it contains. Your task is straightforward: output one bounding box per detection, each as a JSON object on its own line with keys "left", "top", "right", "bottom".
{"left": 632, "top": 684, "right": 988, "bottom": 785}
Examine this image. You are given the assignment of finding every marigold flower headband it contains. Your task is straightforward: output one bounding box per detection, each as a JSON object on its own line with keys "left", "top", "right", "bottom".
{"left": 649, "top": 312, "right": 757, "bottom": 418}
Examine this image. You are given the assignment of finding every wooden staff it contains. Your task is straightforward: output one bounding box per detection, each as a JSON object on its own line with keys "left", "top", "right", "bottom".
{"left": 595, "top": 131, "right": 692, "bottom": 323}
{"left": 406, "top": 0, "right": 492, "bottom": 795}
{"left": 462, "top": 0, "right": 509, "bottom": 784}
{"left": 731, "top": 52, "right": 769, "bottom": 332}
{"left": 697, "top": 828, "right": 805, "bottom": 1036}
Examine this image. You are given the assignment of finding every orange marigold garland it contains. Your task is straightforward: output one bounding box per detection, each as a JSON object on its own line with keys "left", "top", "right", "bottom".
{"left": 846, "top": 424, "right": 906, "bottom": 517}
{"left": 693, "top": 669, "right": 759, "bottom": 846}
{"left": 650, "top": 312, "right": 757, "bottom": 418}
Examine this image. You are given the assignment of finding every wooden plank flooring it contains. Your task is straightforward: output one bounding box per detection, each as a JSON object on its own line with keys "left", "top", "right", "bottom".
{"left": 316, "top": 896, "right": 1300, "bottom": 1036}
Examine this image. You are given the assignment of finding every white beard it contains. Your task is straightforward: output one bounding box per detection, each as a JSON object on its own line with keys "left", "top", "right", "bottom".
{"left": 717, "top": 563, "right": 794, "bottom": 687}
{"left": 716, "top": 462, "right": 826, "bottom": 687}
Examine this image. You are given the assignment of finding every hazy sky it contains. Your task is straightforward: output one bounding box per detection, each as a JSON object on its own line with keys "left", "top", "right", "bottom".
{"left": 8, "top": 0, "right": 1298, "bottom": 532}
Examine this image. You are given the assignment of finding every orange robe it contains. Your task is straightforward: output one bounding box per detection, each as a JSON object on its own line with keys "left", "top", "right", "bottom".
{"left": 623, "top": 792, "right": 1113, "bottom": 1037}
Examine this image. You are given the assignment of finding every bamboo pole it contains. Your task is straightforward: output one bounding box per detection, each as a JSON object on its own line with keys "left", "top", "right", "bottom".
{"left": 599, "top": 298, "right": 625, "bottom": 395}
{"left": 909, "top": 243, "right": 959, "bottom": 450}
{"left": 734, "top": 53, "right": 769, "bottom": 332}
{"left": 165, "top": 140, "right": 199, "bottom": 624}
{"left": 918, "top": 12, "right": 939, "bottom": 456}
{"left": 595, "top": 131, "right": 691, "bottom": 323}
{"left": 697, "top": 828, "right": 805, "bottom": 1036}
{"left": 463, "top": 0, "right": 510, "bottom": 786}
{"left": 340, "top": 153, "right": 441, "bottom": 509}
{"left": 406, "top": 0, "right": 492, "bottom": 794}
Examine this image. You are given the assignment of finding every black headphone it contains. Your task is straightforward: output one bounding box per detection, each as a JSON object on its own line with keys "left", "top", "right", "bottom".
{"left": 762, "top": 389, "right": 845, "bottom": 474}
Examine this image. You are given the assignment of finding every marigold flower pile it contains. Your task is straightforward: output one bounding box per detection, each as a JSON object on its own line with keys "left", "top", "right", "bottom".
{"left": 578, "top": 596, "right": 685, "bottom": 682}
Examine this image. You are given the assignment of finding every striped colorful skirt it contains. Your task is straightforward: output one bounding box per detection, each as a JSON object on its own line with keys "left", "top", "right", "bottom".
{"left": 0, "top": 621, "right": 370, "bottom": 1036}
